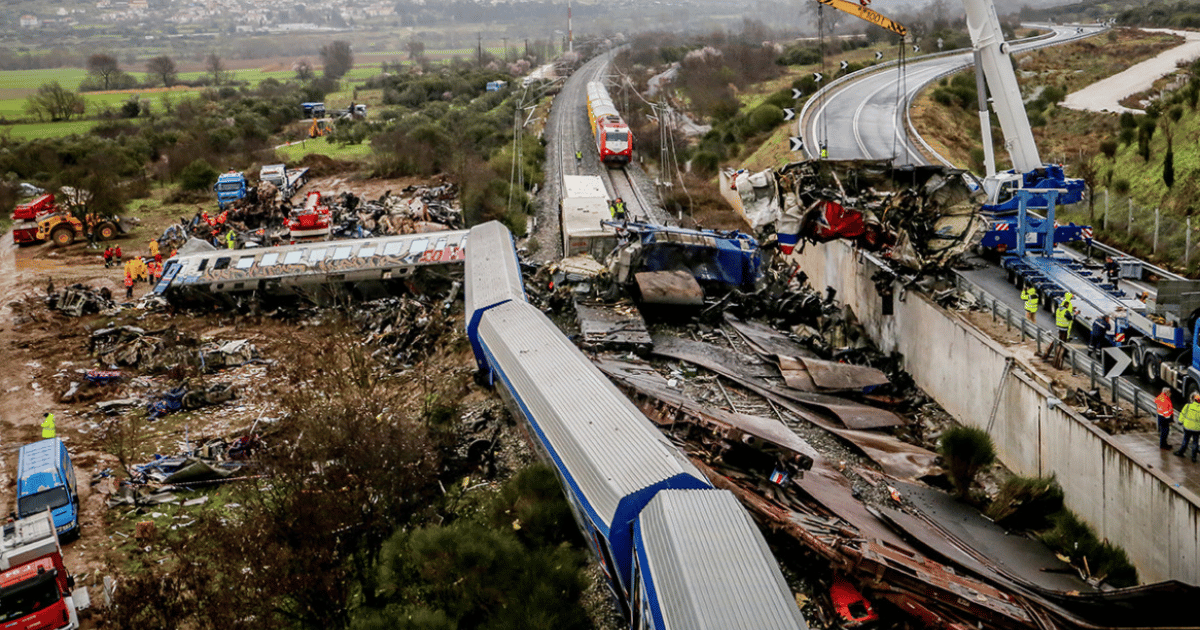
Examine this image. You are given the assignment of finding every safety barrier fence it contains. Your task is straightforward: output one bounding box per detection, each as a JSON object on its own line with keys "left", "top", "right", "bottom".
{"left": 953, "top": 271, "right": 1162, "bottom": 419}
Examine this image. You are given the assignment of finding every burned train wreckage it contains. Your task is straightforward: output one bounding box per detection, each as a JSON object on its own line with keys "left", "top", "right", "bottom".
{"left": 728, "top": 159, "right": 986, "bottom": 273}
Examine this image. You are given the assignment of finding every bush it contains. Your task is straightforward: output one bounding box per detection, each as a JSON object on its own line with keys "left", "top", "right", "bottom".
{"left": 985, "top": 475, "right": 1064, "bottom": 530}
{"left": 178, "top": 158, "right": 219, "bottom": 191}
{"left": 1099, "top": 139, "right": 1118, "bottom": 159}
{"left": 1039, "top": 509, "right": 1138, "bottom": 587}
{"left": 938, "top": 425, "right": 995, "bottom": 500}
{"left": 748, "top": 104, "right": 784, "bottom": 134}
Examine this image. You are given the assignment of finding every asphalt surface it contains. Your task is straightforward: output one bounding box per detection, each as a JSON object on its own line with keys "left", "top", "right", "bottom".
{"left": 1061, "top": 28, "right": 1200, "bottom": 115}
{"left": 803, "top": 24, "right": 1104, "bottom": 164}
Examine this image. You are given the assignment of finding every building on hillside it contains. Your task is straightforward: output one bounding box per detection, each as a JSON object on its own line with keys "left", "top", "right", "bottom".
{"left": 19, "top": 15, "right": 40, "bottom": 27}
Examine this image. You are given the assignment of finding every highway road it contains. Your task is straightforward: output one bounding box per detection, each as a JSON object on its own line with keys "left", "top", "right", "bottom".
{"left": 802, "top": 24, "right": 1105, "bottom": 164}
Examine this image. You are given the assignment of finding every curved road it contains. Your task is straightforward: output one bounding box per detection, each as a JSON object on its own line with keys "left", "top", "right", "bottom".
{"left": 803, "top": 24, "right": 1105, "bottom": 164}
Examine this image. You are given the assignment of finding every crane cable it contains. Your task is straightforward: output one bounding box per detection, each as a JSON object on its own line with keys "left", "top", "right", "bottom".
{"left": 891, "top": 35, "right": 908, "bottom": 163}
{"left": 819, "top": 3, "right": 828, "bottom": 153}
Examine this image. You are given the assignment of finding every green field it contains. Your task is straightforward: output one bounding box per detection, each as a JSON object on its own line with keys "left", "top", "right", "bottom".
{"left": 1, "top": 119, "right": 98, "bottom": 139}
{"left": 275, "top": 138, "right": 373, "bottom": 162}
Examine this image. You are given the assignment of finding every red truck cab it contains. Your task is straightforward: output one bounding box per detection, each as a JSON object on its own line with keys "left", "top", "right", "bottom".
{"left": 11, "top": 195, "right": 57, "bottom": 246}
{"left": 0, "top": 511, "right": 79, "bottom": 630}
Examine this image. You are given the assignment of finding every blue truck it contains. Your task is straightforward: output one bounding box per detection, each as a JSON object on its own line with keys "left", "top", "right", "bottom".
{"left": 213, "top": 170, "right": 248, "bottom": 209}
{"left": 16, "top": 439, "right": 80, "bottom": 540}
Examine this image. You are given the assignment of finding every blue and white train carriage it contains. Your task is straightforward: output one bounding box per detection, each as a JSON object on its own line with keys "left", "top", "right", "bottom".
{"left": 464, "top": 221, "right": 808, "bottom": 628}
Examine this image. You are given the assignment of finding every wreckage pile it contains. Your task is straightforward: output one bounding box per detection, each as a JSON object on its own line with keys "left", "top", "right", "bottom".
{"left": 731, "top": 159, "right": 985, "bottom": 273}
{"left": 157, "top": 183, "right": 464, "bottom": 251}
{"left": 47, "top": 284, "right": 117, "bottom": 316}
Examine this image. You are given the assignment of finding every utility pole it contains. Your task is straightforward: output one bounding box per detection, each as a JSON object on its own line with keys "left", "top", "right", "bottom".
{"left": 568, "top": 0, "right": 573, "bottom": 53}
{"left": 477, "top": 33, "right": 482, "bottom": 67}
{"left": 502, "top": 38, "right": 509, "bottom": 62}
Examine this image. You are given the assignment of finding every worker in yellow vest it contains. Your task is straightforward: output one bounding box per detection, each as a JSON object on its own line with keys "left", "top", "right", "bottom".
{"left": 1174, "top": 393, "right": 1200, "bottom": 462}
{"left": 1055, "top": 301, "right": 1076, "bottom": 342}
{"left": 1021, "top": 285, "right": 1037, "bottom": 324}
{"left": 40, "top": 412, "right": 55, "bottom": 439}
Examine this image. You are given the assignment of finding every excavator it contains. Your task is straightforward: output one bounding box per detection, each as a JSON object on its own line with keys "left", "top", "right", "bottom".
{"left": 812, "top": 0, "right": 1083, "bottom": 213}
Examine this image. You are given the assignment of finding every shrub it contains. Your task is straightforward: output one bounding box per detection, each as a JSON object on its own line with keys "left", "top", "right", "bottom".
{"left": 986, "top": 475, "right": 1064, "bottom": 530}
{"left": 748, "top": 104, "right": 784, "bottom": 134}
{"left": 1039, "top": 509, "right": 1138, "bottom": 587}
{"left": 1099, "top": 139, "right": 1118, "bottom": 159}
{"left": 178, "top": 158, "right": 219, "bottom": 191}
{"left": 938, "top": 425, "right": 995, "bottom": 500}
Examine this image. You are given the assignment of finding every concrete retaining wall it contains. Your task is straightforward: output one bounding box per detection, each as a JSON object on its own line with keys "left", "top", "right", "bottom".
{"left": 789, "top": 238, "right": 1200, "bottom": 584}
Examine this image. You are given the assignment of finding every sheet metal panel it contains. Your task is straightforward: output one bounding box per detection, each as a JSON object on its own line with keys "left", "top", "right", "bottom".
{"left": 478, "top": 301, "right": 705, "bottom": 529}
{"left": 464, "top": 221, "right": 525, "bottom": 322}
{"left": 563, "top": 175, "right": 608, "bottom": 199}
{"left": 637, "top": 490, "right": 808, "bottom": 630}
{"left": 562, "top": 198, "right": 616, "bottom": 258}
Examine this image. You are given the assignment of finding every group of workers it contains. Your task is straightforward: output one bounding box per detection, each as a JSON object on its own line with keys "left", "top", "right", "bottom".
{"left": 608, "top": 197, "right": 627, "bottom": 221}
{"left": 118, "top": 239, "right": 171, "bottom": 299}
{"left": 1021, "top": 285, "right": 1099, "bottom": 346}
{"left": 1157, "top": 388, "right": 1200, "bottom": 462}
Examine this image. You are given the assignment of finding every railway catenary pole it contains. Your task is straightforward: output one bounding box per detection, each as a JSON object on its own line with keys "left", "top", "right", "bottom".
{"left": 568, "top": 0, "right": 573, "bottom": 53}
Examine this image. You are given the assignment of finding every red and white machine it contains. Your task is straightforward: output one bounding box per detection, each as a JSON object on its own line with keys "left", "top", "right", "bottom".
{"left": 0, "top": 510, "right": 82, "bottom": 629}
{"left": 11, "top": 195, "right": 59, "bottom": 245}
{"left": 585, "top": 81, "right": 633, "bottom": 164}
{"left": 288, "top": 191, "right": 332, "bottom": 242}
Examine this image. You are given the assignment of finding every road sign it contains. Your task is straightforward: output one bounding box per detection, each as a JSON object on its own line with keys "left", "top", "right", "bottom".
{"left": 839, "top": 60, "right": 848, "bottom": 70}
{"left": 912, "top": 44, "right": 920, "bottom": 53}
{"left": 937, "top": 37, "right": 944, "bottom": 50}
{"left": 789, "top": 137, "right": 804, "bottom": 152}
{"left": 1104, "top": 347, "right": 1132, "bottom": 379}
{"left": 874, "top": 51, "right": 883, "bottom": 60}
{"left": 792, "top": 88, "right": 803, "bottom": 99}
{"left": 783, "top": 108, "right": 795, "bottom": 121}
{"left": 813, "top": 72, "right": 823, "bottom": 82}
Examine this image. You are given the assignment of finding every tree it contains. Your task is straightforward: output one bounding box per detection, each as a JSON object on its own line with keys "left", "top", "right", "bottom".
{"left": 146, "top": 55, "right": 178, "bottom": 87}
{"left": 406, "top": 39, "right": 426, "bottom": 61}
{"left": 321, "top": 40, "right": 354, "bottom": 80}
{"left": 179, "top": 159, "right": 219, "bottom": 191}
{"left": 295, "top": 59, "right": 315, "bottom": 82}
{"left": 1164, "top": 137, "right": 1175, "bottom": 189}
{"left": 24, "top": 81, "right": 86, "bottom": 121}
{"left": 205, "top": 51, "right": 226, "bottom": 85}
{"left": 87, "top": 53, "right": 120, "bottom": 90}
{"left": 939, "top": 425, "right": 996, "bottom": 501}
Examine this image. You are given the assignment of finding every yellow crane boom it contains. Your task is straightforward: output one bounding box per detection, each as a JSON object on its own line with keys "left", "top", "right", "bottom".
{"left": 816, "top": 0, "right": 907, "bottom": 36}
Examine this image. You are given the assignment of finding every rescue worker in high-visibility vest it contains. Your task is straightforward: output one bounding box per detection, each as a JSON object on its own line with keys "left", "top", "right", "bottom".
{"left": 40, "top": 412, "right": 55, "bottom": 439}
{"left": 124, "top": 273, "right": 134, "bottom": 299}
{"left": 1156, "top": 387, "right": 1175, "bottom": 450}
{"left": 1021, "top": 285, "right": 1038, "bottom": 324}
{"left": 576, "top": 150, "right": 582, "bottom": 164}
{"left": 1174, "top": 393, "right": 1200, "bottom": 462}
{"left": 1055, "top": 300, "right": 1077, "bottom": 342}
{"left": 226, "top": 228, "right": 237, "bottom": 250}
{"left": 614, "top": 198, "right": 627, "bottom": 220}
{"left": 148, "top": 239, "right": 159, "bottom": 259}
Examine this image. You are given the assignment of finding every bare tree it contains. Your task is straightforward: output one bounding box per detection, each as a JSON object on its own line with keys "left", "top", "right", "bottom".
{"left": 320, "top": 40, "right": 354, "bottom": 80}
{"left": 205, "top": 51, "right": 226, "bottom": 86}
{"left": 24, "top": 81, "right": 86, "bottom": 121}
{"left": 294, "top": 59, "right": 314, "bottom": 81}
{"left": 146, "top": 55, "right": 178, "bottom": 87}
{"left": 86, "top": 53, "right": 120, "bottom": 90}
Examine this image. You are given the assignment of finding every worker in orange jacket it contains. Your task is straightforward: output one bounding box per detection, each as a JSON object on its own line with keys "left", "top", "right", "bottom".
{"left": 1157, "top": 387, "right": 1174, "bottom": 450}
{"left": 124, "top": 273, "right": 134, "bottom": 299}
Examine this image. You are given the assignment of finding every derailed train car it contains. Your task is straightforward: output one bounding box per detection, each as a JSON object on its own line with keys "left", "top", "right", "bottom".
{"left": 586, "top": 81, "right": 633, "bottom": 164}
{"left": 156, "top": 231, "right": 468, "bottom": 303}
{"left": 464, "top": 221, "right": 808, "bottom": 628}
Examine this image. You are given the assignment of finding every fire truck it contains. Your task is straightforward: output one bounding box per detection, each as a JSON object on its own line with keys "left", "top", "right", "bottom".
{"left": 0, "top": 510, "right": 83, "bottom": 629}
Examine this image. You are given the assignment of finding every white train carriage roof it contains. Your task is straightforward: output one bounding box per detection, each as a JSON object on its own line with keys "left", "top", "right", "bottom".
{"left": 636, "top": 490, "right": 809, "bottom": 630}
{"left": 562, "top": 175, "right": 608, "bottom": 200}
{"left": 477, "top": 300, "right": 708, "bottom": 532}
{"left": 586, "top": 81, "right": 620, "bottom": 120}
{"left": 158, "top": 230, "right": 468, "bottom": 296}
{"left": 464, "top": 221, "right": 526, "bottom": 322}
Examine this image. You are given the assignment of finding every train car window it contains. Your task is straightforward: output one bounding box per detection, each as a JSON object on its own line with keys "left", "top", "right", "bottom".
{"left": 406, "top": 239, "right": 428, "bottom": 259}
{"left": 213, "top": 257, "right": 231, "bottom": 270}
{"left": 236, "top": 257, "right": 255, "bottom": 269}
{"left": 357, "top": 246, "right": 376, "bottom": 258}
{"left": 308, "top": 248, "right": 328, "bottom": 262}
{"left": 260, "top": 252, "right": 279, "bottom": 266}
{"left": 608, "top": 132, "right": 629, "bottom": 143}
{"left": 383, "top": 240, "right": 406, "bottom": 256}
{"left": 283, "top": 250, "right": 304, "bottom": 265}
{"left": 332, "top": 246, "right": 353, "bottom": 260}
{"left": 196, "top": 259, "right": 209, "bottom": 271}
